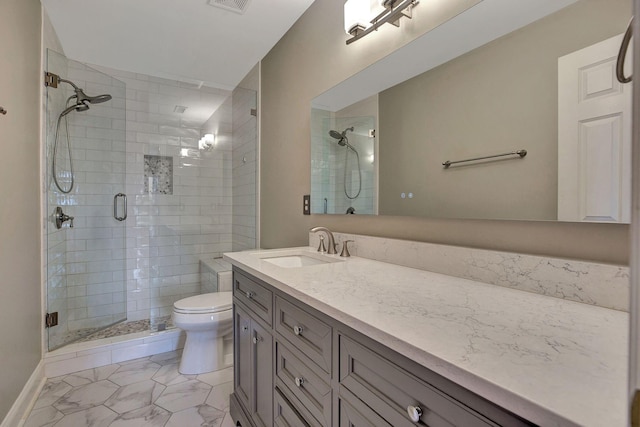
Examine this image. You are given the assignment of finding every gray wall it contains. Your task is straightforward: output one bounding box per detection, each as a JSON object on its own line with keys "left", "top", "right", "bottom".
{"left": 0, "top": 0, "right": 43, "bottom": 420}
{"left": 379, "top": 0, "right": 630, "bottom": 220}
{"left": 260, "top": 0, "right": 629, "bottom": 265}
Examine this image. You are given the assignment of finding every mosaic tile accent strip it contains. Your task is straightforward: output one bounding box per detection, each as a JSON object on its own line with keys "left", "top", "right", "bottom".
{"left": 71, "top": 318, "right": 175, "bottom": 344}
{"left": 144, "top": 155, "right": 173, "bottom": 194}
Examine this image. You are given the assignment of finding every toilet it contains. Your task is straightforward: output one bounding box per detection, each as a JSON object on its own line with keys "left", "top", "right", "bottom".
{"left": 172, "top": 291, "right": 233, "bottom": 375}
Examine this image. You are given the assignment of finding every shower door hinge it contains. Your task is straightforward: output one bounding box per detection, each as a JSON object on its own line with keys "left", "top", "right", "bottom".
{"left": 44, "top": 72, "right": 59, "bottom": 88}
{"left": 45, "top": 312, "right": 58, "bottom": 328}
{"left": 250, "top": 108, "right": 257, "bottom": 117}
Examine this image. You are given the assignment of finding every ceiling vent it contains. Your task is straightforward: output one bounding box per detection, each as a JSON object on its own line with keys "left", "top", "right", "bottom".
{"left": 207, "top": 0, "right": 251, "bottom": 14}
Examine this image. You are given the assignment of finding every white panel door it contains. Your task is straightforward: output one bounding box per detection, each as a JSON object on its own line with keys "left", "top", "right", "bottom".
{"left": 558, "top": 34, "right": 632, "bottom": 222}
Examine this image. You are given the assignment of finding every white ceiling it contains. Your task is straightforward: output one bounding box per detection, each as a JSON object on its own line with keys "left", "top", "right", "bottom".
{"left": 41, "top": 0, "right": 316, "bottom": 90}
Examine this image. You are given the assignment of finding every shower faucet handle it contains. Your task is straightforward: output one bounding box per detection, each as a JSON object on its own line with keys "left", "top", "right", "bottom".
{"left": 54, "top": 206, "right": 74, "bottom": 229}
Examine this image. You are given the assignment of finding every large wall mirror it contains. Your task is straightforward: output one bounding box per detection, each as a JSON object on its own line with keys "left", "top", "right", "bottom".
{"left": 310, "top": 0, "right": 632, "bottom": 222}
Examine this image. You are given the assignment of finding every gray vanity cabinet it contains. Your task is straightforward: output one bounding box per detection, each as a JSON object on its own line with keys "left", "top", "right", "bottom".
{"left": 233, "top": 271, "right": 274, "bottom": 427}
{"left": 230, "top": 268, "right": 535, "bottom": 427}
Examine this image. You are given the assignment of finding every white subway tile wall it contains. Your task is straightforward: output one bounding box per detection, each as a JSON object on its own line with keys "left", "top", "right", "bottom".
{"left": 91, "top": 65, "right": 235, "bottom": 327}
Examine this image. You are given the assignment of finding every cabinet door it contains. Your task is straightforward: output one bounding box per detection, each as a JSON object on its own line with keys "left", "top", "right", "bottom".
{"left": 252, "top": 318, "right": 273, "bottom": 427}
{"left": 235, "top": 304, "right": 253, "bottom": 412}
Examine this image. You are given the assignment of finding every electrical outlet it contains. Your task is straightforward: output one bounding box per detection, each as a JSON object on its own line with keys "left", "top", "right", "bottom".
{"left": 303, "top": 195, "right": 311, "bottom": 215}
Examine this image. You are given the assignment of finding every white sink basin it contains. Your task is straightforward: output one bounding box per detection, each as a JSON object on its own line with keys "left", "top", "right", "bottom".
{"left": 257, "top": 250, "right": 343, "bottom": 268}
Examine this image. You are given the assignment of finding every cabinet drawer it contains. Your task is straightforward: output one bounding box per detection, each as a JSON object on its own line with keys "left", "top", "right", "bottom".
{"left": 275, "top": 296, "right": 332, "bottom": 373}
{"left": 339, "top": 335, "right": 498, "bottom": 427}
{"left": 276, "top": 340, "right": 331, "bottom": 426}
{"left": 234, "top": 271, "right": 273, "bottom": 326}
{"left": 339, "top": 387, "right": 392, "bottom": 427}
{"left": 274, "top": 386, "right": 311, "bottom": 427}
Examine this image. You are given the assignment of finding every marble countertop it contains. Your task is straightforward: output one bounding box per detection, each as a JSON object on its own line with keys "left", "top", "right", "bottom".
{"left": 223, "top": 247, "right": 628, "bottom": 427}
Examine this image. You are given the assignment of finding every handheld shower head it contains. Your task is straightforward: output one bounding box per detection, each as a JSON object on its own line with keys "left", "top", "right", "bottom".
{"left": 329, "top": 127, "right": 356, "bottom": 148}
{"left": 75, "top": 88, "right": 112, "bottom": 105}
{"left": 60, "top": 99, "right": 90, "bottom": 117}
{"left": 329, "top": 130, "right": 343, "bottom": 140}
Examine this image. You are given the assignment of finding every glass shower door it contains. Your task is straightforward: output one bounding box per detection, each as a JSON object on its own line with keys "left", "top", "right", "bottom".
{"left": 45, "top": 49, "right": 127, "bottom": 350}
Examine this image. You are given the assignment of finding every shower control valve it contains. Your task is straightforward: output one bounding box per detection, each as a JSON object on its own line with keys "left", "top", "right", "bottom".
{"left": 54, "top": 206, "right": 74, "bottom": 229}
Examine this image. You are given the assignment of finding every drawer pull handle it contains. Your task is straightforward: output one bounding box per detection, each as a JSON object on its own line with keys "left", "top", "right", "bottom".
{"left": 293, "top": 325, "right": 303, "bottom": 336}
{"left": 407, "top": 405, "right": 422, "bottom": 423}
{"left": 246, "top": 291, "right": 255, "bottom": 299}
{"left": 294, "top": 377, "right": 305, "bottom": 387}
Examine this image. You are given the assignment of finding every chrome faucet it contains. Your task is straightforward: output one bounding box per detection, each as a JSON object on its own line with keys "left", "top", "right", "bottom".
{"left": 310, "top": 226, "right": 337, "bottom": 254}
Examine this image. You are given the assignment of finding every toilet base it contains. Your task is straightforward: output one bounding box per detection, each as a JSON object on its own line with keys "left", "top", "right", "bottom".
{"left": 178, "top": 330, "right": 229, "bottom": 375}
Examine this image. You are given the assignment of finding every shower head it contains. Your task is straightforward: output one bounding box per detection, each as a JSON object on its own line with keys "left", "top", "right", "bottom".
{"left": 329, "top": 130, "right": 343, "bottom": 140}
{"left": 60, "top": 99, "right": 90, "bottom": 117}
{"left": 329, "top": 127, "right": 355, "bottom": 148}
{"left": 55, "top": 77, "right": 113, "bottom": 117}
{"left": 75, "top": 88, "right": 112, "bottom": 105}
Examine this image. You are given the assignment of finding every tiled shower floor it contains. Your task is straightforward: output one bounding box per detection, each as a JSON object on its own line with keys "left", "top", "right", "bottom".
{"left": 65, "top": 317, "right": 175, "bottom": 344}
{"left": 25, "top": 350, "right": 234, "bottom": 427}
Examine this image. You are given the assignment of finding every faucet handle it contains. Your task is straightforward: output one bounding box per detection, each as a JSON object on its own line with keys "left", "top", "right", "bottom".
{"left": 317, "top": 235, "right": 327, "bottom": 253}
{"left": 340, "top": 240, "right": 354, "bottom": 257}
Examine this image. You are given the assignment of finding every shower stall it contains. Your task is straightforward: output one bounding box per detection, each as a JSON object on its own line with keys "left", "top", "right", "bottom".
{"left": 44, "top": 50, "right": 259, "bottom": 351}
{"left": 45, "top": 50, "right": 127, "bottom": 350}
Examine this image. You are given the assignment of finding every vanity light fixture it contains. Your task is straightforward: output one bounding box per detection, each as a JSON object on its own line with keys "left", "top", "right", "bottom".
{"left": 344, "top": 0, "right": 419, "bottom": 45}
{"left": 198, "top": 133, "right": 215, "bottom": 150}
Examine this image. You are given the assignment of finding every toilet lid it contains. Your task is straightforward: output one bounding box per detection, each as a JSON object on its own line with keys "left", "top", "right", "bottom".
{"left": 173, "top": 292, "right": 232, "bottom": 313}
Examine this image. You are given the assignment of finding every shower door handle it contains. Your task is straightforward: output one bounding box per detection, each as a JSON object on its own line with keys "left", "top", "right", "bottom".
{"left": 114, "top": 193, "right": 127, "bottom": 221}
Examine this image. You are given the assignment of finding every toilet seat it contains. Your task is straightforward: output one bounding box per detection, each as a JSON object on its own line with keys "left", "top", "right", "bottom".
{"left": 173, "top": 292, "right": 232, "bottom": 314}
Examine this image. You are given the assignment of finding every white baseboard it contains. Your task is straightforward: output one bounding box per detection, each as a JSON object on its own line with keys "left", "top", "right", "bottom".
{"left": 0, "top": 361, "right": 46, "bottom": 427}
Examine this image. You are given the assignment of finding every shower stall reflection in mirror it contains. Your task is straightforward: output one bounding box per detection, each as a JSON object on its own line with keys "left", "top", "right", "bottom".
{"left": 311, "top": 112, "right": 377, "bottom": 215}
{"left": 44, "top": 49, "right": 259, "bottom": 352}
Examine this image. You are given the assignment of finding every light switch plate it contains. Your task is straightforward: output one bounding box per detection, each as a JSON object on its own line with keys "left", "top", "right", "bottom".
{"left": 303, "top": 195, "right": 311, "bottom": 215}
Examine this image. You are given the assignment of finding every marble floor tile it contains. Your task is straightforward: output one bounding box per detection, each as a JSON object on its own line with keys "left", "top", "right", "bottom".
{"left": 165, "top": 404, "right": 226, "bottom": 427}
{"left": 221, "top": 412, "right": 235, "bottom": 427}
{"left": 23, "top": 405, "right": 64, "bottom": 427}
{"left": 154, "top": 379, "right": 212, "bottom": 413}
{"left": 196, "top": 366, "right": 233, "bottom": 386}
{"left": 152, "top": 363, "right": 195, "bottom": 386}
{"left": 52, "top": 405, "right": 118, "bottom": 427}
{"left": 63, "top": 365, "right": 121, "bottom": 387}
{"left": 108, "top": 360, "right": 161, "bottom": 386}
{"left": 32, "top": 380, "right": 73, "bottom": 410}
{"left": 104, "top": 380, "right": 165, "bottom": 414}
{"left": 205, "top": 381, "right": 233, "bottom": 412}
{"left": 109, "top": 405, "right": 171, "bottom": 427}
{"left": 54, "top": 380, "right": 120, "bottom": 414}
{"left": 25, "top": 351, "right": 235, "bottom": 427}
{"left": 149, "top": 350, "right": 182, "bottom": 366}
